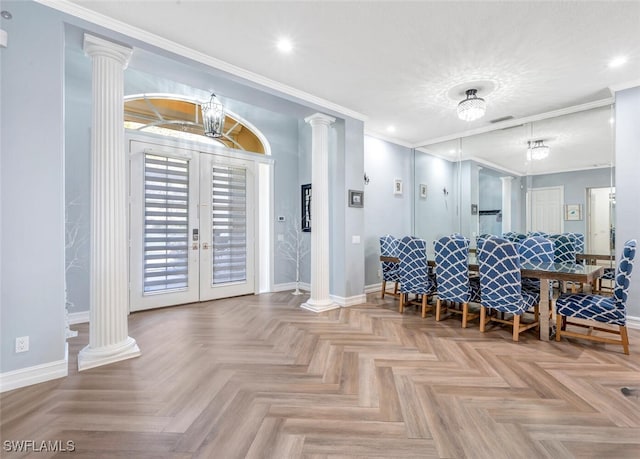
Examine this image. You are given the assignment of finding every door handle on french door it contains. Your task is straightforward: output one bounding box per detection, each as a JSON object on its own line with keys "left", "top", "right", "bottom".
{"left": 192, "top": 243, "right": 199, "bottom": 250}
{"left": 202, "top": 242, "right": 209, "bottom": 250}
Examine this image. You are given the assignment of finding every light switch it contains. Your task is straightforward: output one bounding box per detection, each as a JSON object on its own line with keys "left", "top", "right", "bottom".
{"left": 352, "top": 235, "right": 361, "bottom": 244}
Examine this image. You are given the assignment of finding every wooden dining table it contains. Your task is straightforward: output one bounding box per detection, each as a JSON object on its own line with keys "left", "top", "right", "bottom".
{"left": 379, "top": 255, "right": 604, "bottom": 341}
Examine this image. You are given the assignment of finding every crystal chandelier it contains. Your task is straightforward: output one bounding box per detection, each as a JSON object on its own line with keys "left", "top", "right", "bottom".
{"left": 457, "top": 89, "right": 486, "bottom": 121}
{"left": 527, "top": 140, "right": 550, "bottom": 161}
{"left": 201, "top": 93, "right": 225, "bottom": 138}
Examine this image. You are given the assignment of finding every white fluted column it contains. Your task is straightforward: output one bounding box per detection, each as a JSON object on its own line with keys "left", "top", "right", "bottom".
{"left": 301, "top": 113, "right": 339, "bottom": 313}
{"left": 78, "top": 34, "right": 140, "bottom": 371}
{"left": 500, "top": 176, "right": 513, "bottom": 233}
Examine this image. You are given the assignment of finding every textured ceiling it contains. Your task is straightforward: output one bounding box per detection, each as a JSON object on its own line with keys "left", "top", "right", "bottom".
{"left": 62, "top": 1, "right": 640, "bottom": 173}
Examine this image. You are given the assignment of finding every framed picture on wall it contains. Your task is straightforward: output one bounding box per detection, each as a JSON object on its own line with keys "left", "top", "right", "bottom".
{"left": 565, "top": 204, "right": 582, "bottom": 221}
{"left": 419, "top": 184, "right": 427, "bottom": 199}
{"left": 348, "top": 189, "right": 364, "bottom": 208}
{"left": 301, "top": 184, "right": 311, "bottom": 232}
{"left": 394, "top": 178, "right": 403, "bottom": 195}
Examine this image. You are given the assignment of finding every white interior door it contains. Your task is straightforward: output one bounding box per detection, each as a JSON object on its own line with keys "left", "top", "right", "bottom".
{"left": 129, "top": 140, "right": 255, "bottom": 311}
{"left": 528, "top": 186, "right": 564, "bottom": 234}
{"left": 588, "top": 187, "right": 613, "bottom": 253}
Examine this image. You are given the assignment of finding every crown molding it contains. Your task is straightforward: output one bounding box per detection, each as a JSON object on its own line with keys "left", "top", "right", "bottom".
{"left": 35, "top": 0, "right": 367, "bottom": 122}
{"left": 415, "top": 98, "right": 614, "bottom": 148}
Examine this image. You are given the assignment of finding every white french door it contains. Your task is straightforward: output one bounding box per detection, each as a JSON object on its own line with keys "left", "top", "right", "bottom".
{"left": 129, "top": 140, "right": 255, "bottom": 311}
{"left": 199, "top": 154, "right": 255, "bottom": 301}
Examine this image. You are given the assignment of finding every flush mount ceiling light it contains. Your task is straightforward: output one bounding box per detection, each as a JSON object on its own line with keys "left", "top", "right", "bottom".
{"left": 201, "top": 93, "right": 225, "bottom": 138}
{"left": 527, "top": 140, "right": 550, "bottom": 161}
{"left": 457, "top": 89, "right": 486, "bottom": 122}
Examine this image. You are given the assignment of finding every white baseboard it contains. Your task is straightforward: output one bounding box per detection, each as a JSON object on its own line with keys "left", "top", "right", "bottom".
{"left": 0, "top": 344, "right": 68, "bottom": 393}
{"left": 330, "top": 293, "right": 367, "bottom": 307}
{"left": 68, "top": 310, "right": 90, "bottom": 324}
{"left": 364, "top": 283, "right": 382, "bottom": 294}
{"left": 627, "top": 315, "right": 640, "bottom": 330}
{"left": 272, "top": 282, "right": 310, "bottom": 293}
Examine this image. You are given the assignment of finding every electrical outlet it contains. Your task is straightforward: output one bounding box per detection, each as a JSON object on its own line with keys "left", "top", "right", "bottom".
{"left": 15, "top": 336, "right": 29, "bottom": 353}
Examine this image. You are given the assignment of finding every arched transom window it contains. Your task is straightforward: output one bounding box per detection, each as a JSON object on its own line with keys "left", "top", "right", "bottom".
{"left": 124, "top": 95, "right": 266, "bottom": 154}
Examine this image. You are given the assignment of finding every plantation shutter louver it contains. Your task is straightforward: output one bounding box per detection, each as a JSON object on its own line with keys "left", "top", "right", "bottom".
{"left": 211, "top": 165, "right": 247, "bottom": 284}
{"left": 143, "top": 154, "right": 190, "bottom": 293}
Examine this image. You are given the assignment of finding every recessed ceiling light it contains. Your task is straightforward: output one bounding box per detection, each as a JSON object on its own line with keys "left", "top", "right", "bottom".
{"left": 276, "top": 37, "right": 293, "bottom": 54}
{"left": 608, "top": 56, "right": 628, "bottom": 68}
{"left": 386, "top": 125, "right": 396, "bottom": 133}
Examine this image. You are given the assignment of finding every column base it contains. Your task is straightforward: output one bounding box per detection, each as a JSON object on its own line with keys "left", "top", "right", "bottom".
{"left": 301, "top": 299, "right": 340, "bottom": 313}
{"left": 78, "top": 336, "right": 141, "bottom": 371}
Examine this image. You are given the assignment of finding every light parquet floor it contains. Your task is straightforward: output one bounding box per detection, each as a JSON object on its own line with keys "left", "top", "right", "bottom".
{"left": 2, "top": 292, "right": 640, "bottom": 458}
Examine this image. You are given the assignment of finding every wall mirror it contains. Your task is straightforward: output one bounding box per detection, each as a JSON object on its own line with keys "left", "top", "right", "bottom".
{"left": 414, "top": 104, "right": 615, "bottom": 255}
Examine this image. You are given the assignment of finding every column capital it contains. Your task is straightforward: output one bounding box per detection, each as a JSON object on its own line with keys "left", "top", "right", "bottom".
{"left": 500, "top": 176, "right": 514, "bottom": 183}
{"left": 83, "top": 33, "right": 133, "bottom": 68}
{"left": 305, "top": 113, "right": 336, "bottom": 126}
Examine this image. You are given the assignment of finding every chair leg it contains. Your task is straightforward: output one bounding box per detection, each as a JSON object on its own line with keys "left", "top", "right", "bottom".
{"left": 462, "top": 302, "right": 469, "bottom": 328}
{"left": 435, "top": 298, "right": 442, "bottom": 321}
{"left": 421, "top": 295, "right": 428, "bottom": 318}
{"left": 512, "top": 314, "right": 521, "bottom": 342}
{"left": 621, "top": 326, "right": 630, "bottom": 355}
{"left": 480, "top": 306, "right": 486, "bottom": 333}
{"left": 399, "top": 293, "right": 404, "bottom": 313}
{"left": 555, "top": 314, "right": 563, "bottom": 342}
{"left": 381, "top": 280, "right": 386, "bottom": 299}
{"left": 394, "top": 282, "right": 399, "bottom": 295}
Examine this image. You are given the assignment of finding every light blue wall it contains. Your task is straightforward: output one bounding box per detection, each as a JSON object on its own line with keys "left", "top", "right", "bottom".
{"left": 331, "top": 118, "right": 366, "bottom": 298}
{"left": 530, "top": 167, "right": 612, "bottom": 235}
{"left": 1, "top": 1, "right": 66, "bottom": 372}
{"left": 615, "top": 86, "right": 640, "bottom": 319}
{"left": 363, "top": 136, "right": 413, "bottom": 286}
{"left": 414, "top": 151, "right": 457, "bottom": 252}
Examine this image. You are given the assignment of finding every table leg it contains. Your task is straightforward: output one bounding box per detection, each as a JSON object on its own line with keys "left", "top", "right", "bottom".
{"left": 539, "top": 280, "right": 550, "bottom": 341}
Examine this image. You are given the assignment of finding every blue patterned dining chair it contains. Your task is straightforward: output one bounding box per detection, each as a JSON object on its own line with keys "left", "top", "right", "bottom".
{"left": 434, "top": 236, "right": 481, "bottom": 328}
{"left": 563, "top": 232, "right": 585, "bottom": 254}
{"left": 527, "top": 231, "right": 549, "bottom": 238}
{"left": 549, "top": 233, "right": 577, "bottom": 292}
{"left": 476, "top": 233, "right": 496, "bottom": 252}
{"left": 555, "top": 239, "right": 636, "bottom": 354}
{"left": 563, "top": 232, "right": 587, "bottom": 292}
{"left": 549, "top": 234, "right": 576, "bottom": 263}
{"left": 503, "top": 232, "right": 527, "bottom": 245}
{"left": 397, "top": 236, "right": 436, "bottom": 317}
{"left": 379, "top": 235, "right": 400, "bottom": 299}
{"left": 478, "top": 237, "right": 540, "bottom": 341}
{"left": 518, "top": 236, "right": 554, "bottom": 321}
